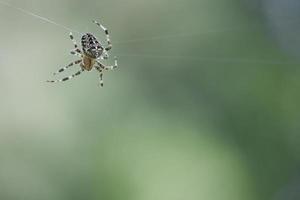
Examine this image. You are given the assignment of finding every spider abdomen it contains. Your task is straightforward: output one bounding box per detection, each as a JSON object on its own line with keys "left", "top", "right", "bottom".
{"left": 81, "top": 33, "right": 103, "bottom": 59}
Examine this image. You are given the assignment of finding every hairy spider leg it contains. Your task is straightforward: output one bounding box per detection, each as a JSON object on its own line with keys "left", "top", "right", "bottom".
{"left": 53, "top": 59, "right": 82, "bottom": 75}
{"left": 70, "top": 50, "right": 82, "bottom": 58}
{"left": 69, "top": 32, "right": 82, "bottom": 53}
{"left": 95, "top": 66, "right": 104, "bottom": 87}
{"left": 93, "top": 20, "right": 112, "bottom": 51}
{"left": 47, "top": 68, "right": 85, "bottom": 83}
{"left": 96, "top": 56, "right": 118, "bottom": 70}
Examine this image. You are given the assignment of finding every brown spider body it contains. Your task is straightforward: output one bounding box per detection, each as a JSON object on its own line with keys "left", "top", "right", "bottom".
{"left": 81, "top": 55, "right": 96, "bottom": 71}
{"left": 80, "top": 33, "right": 103, "bottom": 71}
{"left": 47, "top": 20, "right": 117, "bottom": 86}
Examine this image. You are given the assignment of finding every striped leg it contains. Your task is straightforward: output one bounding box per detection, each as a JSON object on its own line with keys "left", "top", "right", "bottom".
{"left": 69, "top": 32, "right": 82, "bottom": 53}
{"left": 70, "top": 50, "right": 82, "bottom": 58}
{"left": 53, "top": 59, "right": 81, "bottom": 75}
{"left": 93, "top": 20, "right": 112, "bottom": 51}
{"left": 47, "top": 68, "right": 84, "bottom": 83}
{"left": 95, "top": 66, "right": 104, "bottom": 87}
{"left": 96, "top": 56, "right": 118, "bottom": 70}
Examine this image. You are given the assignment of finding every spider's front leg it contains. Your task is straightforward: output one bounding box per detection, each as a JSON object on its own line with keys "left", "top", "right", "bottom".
{"left": 70, "top": 50, "right": 82, "bottom": 58}
{"left": 47, "top": 59, "right": 84, "bottom": 83}
{"left": 53, "top": 59, "right": 82, "bottom": 75}
{"left": 47, "top": 68, "right": 85, "bottom": 83}
{"left": 95, "top": 66, "right": 104, "bottom": 87}
{"left": 96, "top": 56, "right": 118, "bottom": 70}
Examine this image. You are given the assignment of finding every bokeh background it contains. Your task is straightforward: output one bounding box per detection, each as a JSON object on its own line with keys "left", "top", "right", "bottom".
{"left": 0, "top": 0, "right": 300, "bottom": 199}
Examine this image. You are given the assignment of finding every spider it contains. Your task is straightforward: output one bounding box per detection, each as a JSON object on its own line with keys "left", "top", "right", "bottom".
{"left": 47, "top": 20, "right": 117, "bottom": 87}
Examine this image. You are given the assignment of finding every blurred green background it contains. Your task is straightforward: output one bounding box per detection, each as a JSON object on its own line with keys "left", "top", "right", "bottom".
{"left": 0, "top": 0, "right": 300, "bottom": 200}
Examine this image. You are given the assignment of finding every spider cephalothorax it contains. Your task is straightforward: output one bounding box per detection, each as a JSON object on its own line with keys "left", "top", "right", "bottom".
{"left": 47, "top": 20, "right": 117, "bottom": 87}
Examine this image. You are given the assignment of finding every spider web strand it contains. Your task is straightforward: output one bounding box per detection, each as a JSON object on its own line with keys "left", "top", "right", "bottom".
{"left": 0, "top": 0, "right": 82, "bottom": 35}
{"left": 117, "top": 53, "right": 299, "bottom": 65}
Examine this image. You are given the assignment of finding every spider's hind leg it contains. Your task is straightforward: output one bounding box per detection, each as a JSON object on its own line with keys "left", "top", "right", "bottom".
{"left": 93, "top": 20, "right": 112, "bottom": 51}
{"left": 69, "top": 32, "right": 82, "bottom": 53}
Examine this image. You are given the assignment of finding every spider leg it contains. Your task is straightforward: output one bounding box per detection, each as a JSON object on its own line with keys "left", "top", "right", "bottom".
{"left": 52, "top": 59, "right": 82, "bottom": 75}
{"left": 47, "top": 68, "right": 84, "bottom": 83}
{"left": 69, "top": 32, "right": 82, "bottom": 53}
{"left": 93, "top": 20, "right": 112, "bottom": 51}
{"left": 95, "top": 66, "right": 104, "bottom": 87}
{"left": 70, "top": 50, "right": 83, "bottom": 58}
{"left": 96, "top": 56, "right": 118, "bottom": 70}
